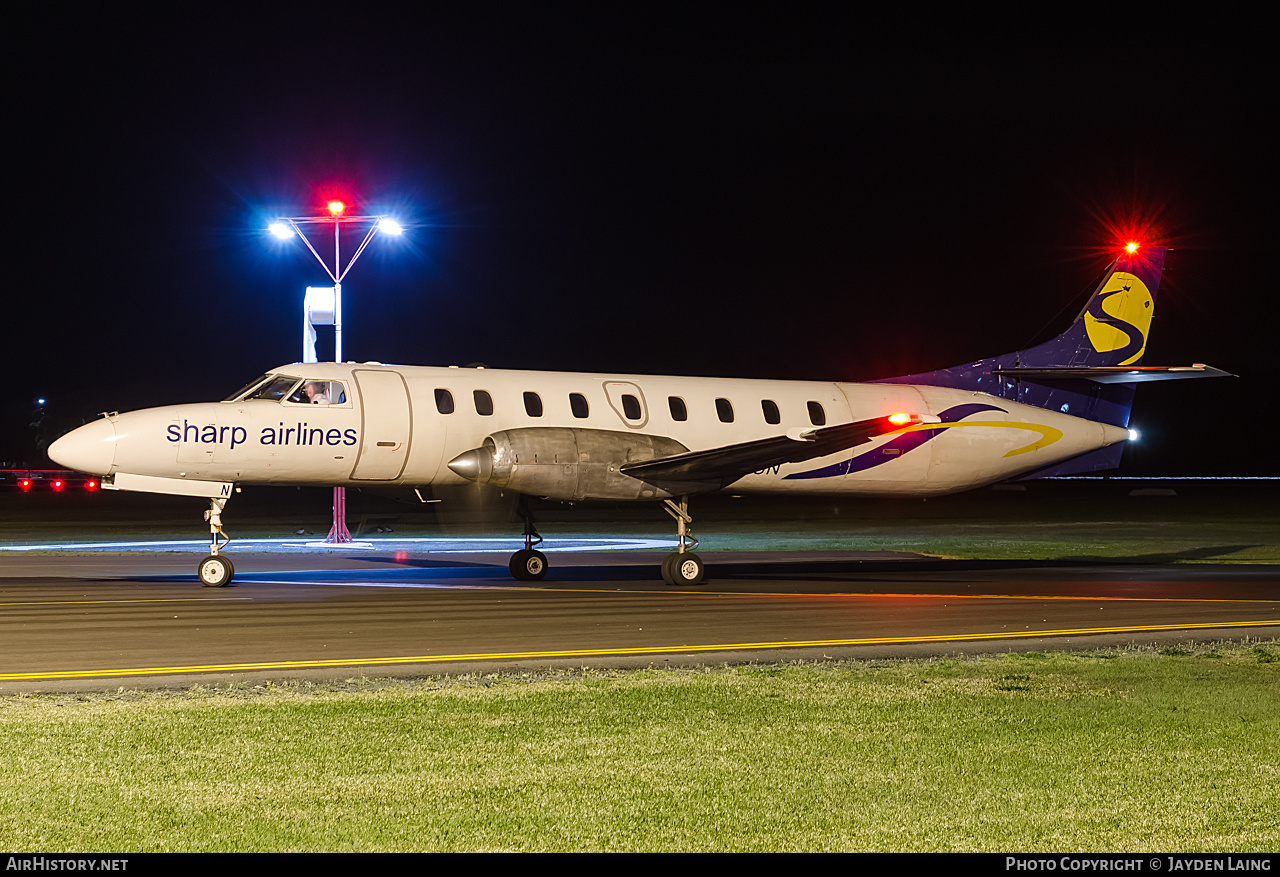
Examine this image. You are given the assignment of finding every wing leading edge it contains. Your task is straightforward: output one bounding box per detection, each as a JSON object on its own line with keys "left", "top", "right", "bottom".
{"left": 619, "top": 413, "right": 935, "bottom": 492}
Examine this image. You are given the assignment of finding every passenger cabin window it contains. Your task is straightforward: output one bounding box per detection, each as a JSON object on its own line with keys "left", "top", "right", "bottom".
{"left": 716, "top": 398, "right": 734, "bottom": 423}
{"left": 621, "top": 394, "right": 642, "bottom": 420}
{"left": 570, "top": 393, "right": 589, "bottom": 419}
{"left": 668, "top": 396, "right": 688, "bottom": 422}
{"left": 435, "top": 388, "right": 455, "bottom": 414}
{"left": 474, "top": 389, "right": 494, "bottom": 416}
{"left": 807, "top": 401, "right": 826, "bottom": 426}
{"left": 761, "top": 399, "right": 781, "bottom": 424}
{"left": 524, "top": 391, "right": 543, "bottom": 417}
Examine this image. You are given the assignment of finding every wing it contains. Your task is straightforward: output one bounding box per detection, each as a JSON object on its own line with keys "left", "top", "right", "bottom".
{"left": 619, "top": 413, "right": 933, "bottom": 493}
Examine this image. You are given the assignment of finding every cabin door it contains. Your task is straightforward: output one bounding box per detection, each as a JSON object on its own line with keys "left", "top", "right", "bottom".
{"left": 351, "top": 370, "right": 412, "bottom": 480}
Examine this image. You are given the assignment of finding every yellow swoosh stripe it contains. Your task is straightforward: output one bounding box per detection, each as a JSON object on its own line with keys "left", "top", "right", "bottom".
{"left": 892, "top": 420, "right": 1064, "bottom": 456}
{"left": 3, "top": 619, "right": 1275, "bottom": 681}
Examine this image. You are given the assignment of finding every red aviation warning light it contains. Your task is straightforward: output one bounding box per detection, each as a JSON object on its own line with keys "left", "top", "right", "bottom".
{"left": 1125, "top": 241, "right": 1140, "bottom": 254}
{"left": 327, "top": 200, "right": 346, "bottom": 216}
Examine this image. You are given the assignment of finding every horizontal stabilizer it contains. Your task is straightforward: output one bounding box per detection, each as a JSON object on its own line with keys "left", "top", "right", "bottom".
{"left": 992, "top": 364, "right": 1234, "bottom": 384}
{"left": 620, "top": 413, "right": 929, "bottom": 490}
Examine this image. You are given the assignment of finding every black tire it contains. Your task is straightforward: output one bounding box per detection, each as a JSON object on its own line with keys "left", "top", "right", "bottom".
{"left": 509, "top": 549, "right": 548, "bottom": 581}
{"left": 665, "top": 552, "right": 705, "bottom": 586}
{"left": 198, "top": 555, "right": 234, "bottom": 587}
{"left": 660, "top": 553, "right": 677, "bottom": 585}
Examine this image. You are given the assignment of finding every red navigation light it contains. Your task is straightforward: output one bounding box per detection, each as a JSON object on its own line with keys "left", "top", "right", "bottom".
{"left": 1125, "top": 241, "right": 1140, "bottom": 254}
{"left": 888, "top": 412, "right": 913, "bottom": 426}
{"left": 327, "top": 200, "right": 346, "bottom": 216}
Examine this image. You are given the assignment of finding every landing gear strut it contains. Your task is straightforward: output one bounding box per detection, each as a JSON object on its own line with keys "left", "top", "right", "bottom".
{"left": 508, "top": 496, "right": 548, "bottom": 581}
{"left": 661, "top": 496, "right": 705, "bottom": 585}
{"left": 197, "top": 496, "right": 234, "bottom": 587}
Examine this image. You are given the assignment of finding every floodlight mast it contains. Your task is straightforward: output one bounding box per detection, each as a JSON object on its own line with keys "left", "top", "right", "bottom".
{"left": 271, "top": 205, "right": 405, "bottom": 542}
{"left": 277, "top": 209, "right": 401, "bottom": 362}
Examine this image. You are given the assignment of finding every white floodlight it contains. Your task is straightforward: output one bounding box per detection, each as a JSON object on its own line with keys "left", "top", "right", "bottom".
{"left": 377, "top": 218, "right": 404, "bottom": 236}
{"left": 269, "top": 221, "right": 295, "bottom": 239}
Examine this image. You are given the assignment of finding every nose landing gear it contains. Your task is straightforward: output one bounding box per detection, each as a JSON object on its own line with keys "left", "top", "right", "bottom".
{"left": 197, "top": 496, "right": 235, "bottom": 587}
{"left": 508, "top": 497, "right": 548, "bottom": 581}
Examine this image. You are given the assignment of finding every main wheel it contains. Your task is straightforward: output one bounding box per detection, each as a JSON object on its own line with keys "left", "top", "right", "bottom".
{"left": 198, "top": 554, "right": 234, "bottom": 587}
{"left": 664, "top": 552, "right": 705, "bottom": 586}
{"left": 509, "top": 549, "right": 548, "bottom": 581}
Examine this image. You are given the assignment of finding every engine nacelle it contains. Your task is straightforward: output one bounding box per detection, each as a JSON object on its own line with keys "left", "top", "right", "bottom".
{"left": 447, "top": 427, "right": 690, "bottom": 501}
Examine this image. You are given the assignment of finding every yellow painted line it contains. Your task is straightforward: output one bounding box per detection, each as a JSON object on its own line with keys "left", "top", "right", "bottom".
{"left": 698, "top": 592, "right": 1279, "bottom": 604}
{"left": 447, "top": 585, "right": 1277, "bottom": 605}
{"left": 0, "top": 598, "right": 251, "bottom": 607}
{"left": 3, "top": 619, "right": 1277, "bottom": 681}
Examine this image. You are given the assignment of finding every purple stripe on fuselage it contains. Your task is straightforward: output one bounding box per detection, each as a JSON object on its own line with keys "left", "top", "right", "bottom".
{"left": 784, "top": 403, "right": 1005, "bottom": 480}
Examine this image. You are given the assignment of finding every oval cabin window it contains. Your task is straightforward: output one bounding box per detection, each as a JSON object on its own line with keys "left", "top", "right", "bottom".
{"left": 524, "top": 391, "right": 543, "bottom": 417}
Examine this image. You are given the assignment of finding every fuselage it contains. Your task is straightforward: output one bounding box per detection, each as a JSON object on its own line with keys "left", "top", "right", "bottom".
{"left": 49, "top": 361, "right": 1129, "bottom": 499}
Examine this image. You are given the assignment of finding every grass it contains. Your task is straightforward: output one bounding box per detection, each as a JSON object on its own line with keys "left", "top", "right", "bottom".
{"left": 2, "top": 641, "right": 1277, "bottom": 852}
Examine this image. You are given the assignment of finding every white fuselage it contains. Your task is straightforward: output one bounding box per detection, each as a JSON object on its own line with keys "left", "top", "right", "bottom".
{"left": 50, "top": 361, "right": 1129, "bottom": 499}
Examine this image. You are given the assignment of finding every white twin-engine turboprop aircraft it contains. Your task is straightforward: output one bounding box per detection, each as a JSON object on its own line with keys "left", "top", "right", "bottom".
{"left": 49, "top": 246, "right": 1228, "bottom": 587}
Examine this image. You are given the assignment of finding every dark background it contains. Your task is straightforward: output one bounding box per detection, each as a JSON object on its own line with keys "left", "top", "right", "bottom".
{"left": 7, "top": 8, "right": 1272, "bottom": 474}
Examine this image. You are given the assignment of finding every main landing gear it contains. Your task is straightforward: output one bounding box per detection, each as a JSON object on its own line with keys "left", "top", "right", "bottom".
{"left": 660, "top": 496, "right": 705, "bottom": 586}
{"left": 197, "top": 496, "right": 234, "bottom": 587}
{"left": 509, "top": 496, "right": 548, "bottom": 581}
{"left": 500, "top": 495, "right": 707, "bottom": 585}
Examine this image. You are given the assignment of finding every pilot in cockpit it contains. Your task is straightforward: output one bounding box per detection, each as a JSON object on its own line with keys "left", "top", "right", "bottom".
{"left": 302, "top": 381, "right": 330, "bottom": 404}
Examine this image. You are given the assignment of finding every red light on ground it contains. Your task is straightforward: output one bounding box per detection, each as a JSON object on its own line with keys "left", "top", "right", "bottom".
{"left": 20, "top": 479, "right": 32, "bottom": 492}
{"left": 51, "top": 479, "right": 65, "bottom": 492}
{"left": 327, "top": 200, "right": 345, "bottom": 216}
{"left": 85, "top": 480, "right": 98, "bottom": 491}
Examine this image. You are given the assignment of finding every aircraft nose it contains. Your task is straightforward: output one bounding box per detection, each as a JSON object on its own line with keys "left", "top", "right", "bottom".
{"left": 48, "top": 417, "right": 117, "bottom": 475}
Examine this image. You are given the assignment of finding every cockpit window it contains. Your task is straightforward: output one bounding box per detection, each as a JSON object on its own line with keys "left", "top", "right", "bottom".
{"left": 246, "top": 375, "right": 303, "bottom": 402}
{"left": 287, "top": 380, "right": 347, "bottom": 405}
{"left": 223, "top": 374, "right": 274, "bottom": 402}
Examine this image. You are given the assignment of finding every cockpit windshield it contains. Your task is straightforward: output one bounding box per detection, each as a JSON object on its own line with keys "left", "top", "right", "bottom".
{"left": 224, "top": 374, "right": 348, "bottom": 404}
{"left": 223, "top": 375, "right": 273, "bottom": 402}
{"left": 286, "top": 380, "right": 347, "bottom": 405}
{"left": 244, "top": 375, "right": 304, "bottom": 402}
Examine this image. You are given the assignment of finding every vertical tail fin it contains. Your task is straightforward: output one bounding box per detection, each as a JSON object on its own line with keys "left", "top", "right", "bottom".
{"left": 1021, "top": 247, "right": 1166, "bottom": 369}
{"left": 876, "top": 247, "right": 1168, "bottom": 429}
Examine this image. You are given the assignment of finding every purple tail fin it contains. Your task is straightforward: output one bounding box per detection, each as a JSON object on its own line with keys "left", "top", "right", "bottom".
{"left": 874, "top": 248, "right": 1168, "bottom": 474}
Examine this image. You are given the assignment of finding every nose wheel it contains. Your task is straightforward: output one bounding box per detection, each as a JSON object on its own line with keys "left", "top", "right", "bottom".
{"left": 199, "top": 554, "right": 235, "bottom": 587}
{"left": 508, "top": 496, "right": 549, "bottom": 581}
{"left": 198, "top": 496, "right": 235, "bottom": 587}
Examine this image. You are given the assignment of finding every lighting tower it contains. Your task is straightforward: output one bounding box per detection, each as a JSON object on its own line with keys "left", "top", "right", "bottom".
{"left": 269, "top": 201, "right": 404, "bottom": 542}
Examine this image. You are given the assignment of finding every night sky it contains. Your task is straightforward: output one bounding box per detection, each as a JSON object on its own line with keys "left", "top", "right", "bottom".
{"left": 8, "top": 10, "right": 1272, "bottom": 475}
